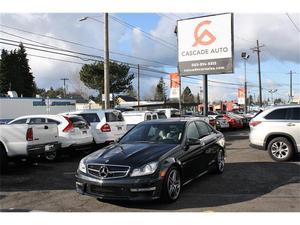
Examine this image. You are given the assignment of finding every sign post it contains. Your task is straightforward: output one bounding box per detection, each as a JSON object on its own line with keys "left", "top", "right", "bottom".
{"left": 177, "top": 13, "right": 234, "bottom": 116}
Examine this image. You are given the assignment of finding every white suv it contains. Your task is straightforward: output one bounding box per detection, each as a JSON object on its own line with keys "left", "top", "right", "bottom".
{"left": 65, "top": 109, "right": 127, "bottom": 145}
{"left": 249, "top": 105, "right": 300, "bottom": 161}
{"left": 9, "top": 115, "right": 93, "bottom": 159}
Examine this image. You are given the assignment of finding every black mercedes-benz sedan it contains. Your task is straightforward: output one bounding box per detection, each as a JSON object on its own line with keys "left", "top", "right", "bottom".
{"left": 75, "top": 118, "right": 225, "bottom": 202}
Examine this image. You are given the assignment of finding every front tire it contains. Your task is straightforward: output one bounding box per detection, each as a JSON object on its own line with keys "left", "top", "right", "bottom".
{"left": 214, "top": 149, "right": 225, "bottom": 174}
{"left": 268, "top": 137, "right": 294, "bottom": 162}
{"left": 161, "top": 166, "right": 181, "bottom": 203}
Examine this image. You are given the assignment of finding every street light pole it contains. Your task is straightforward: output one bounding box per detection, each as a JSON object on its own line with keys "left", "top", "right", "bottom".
{"left": 104, "top": 13, "right": 110, "bottom": 109}
{"left": 241, "top": 52, "right": 250, "bottom": 113}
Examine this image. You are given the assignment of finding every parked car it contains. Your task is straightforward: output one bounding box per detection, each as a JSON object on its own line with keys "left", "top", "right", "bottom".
{"left": 154, "top": 108, "right": 181, "bottom": 118}
{"left": 75, "top": 118, "right": 225, "bottom": 202}
{"left": 0, "top": 122, "right": 59, "bottom": 171}
{"left": 155, "top": 110, "right": 167, "bottom": 119}
{"left": 215, "top": 115, "right": 230, "bottom": 130}
{"left": 122, "top": 111, "right": 158, "bottom": 130}
{"left": 223, "top": 114, "right": 243, "bottom": 129}
{"left": 228, "top": 112, "right": 248, "bottom": 126}
{"left": 249, "top": 105, "right": 300, "bottom": 161}
{"left": 8, "top": 114, "right": 93, "bottom": 159}
{"left": 65, "top": 109, "right": 127, "bottom": 145}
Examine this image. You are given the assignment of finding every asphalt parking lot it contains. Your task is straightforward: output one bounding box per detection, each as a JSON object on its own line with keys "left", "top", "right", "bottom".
{"left": 0, "top": 129, "right": 299, "bottom": 212}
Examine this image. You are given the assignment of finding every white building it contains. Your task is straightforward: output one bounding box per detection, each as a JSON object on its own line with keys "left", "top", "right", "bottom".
{"left": 0, "top": 97, "right": 76, "bottom": 123}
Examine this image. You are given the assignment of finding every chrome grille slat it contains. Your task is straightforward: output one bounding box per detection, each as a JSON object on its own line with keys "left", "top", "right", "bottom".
{"left": 87, "top": 163, "right": 130, "bottom": 179}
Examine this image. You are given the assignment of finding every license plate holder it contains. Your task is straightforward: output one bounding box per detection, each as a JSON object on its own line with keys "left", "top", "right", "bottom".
{"left": 45, "top": 144, "right": 54, "bottom": 152}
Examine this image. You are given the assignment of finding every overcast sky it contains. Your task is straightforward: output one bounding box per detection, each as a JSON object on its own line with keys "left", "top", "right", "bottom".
{"left": 0, "top": 13, "right": 299, "bottom": 101}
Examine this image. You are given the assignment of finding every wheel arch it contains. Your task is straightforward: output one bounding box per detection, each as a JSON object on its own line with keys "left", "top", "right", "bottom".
{"left": 163, "top": 157, "right": 183, "bottom": 178}
{"left": 264, "top": 132, "right": 297, "bottom": 152}
{"left": 0, "top": 140, "right": 8, "bottom": 154}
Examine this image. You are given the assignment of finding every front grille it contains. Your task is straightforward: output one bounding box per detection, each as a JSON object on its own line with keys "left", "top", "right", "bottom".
{"left": 87, "top": 164, "right": 130, "bottom": 179}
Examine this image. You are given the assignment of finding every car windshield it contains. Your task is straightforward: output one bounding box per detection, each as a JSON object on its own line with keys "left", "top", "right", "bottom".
{"left": 119, "top": 122, "right": 185, "bottom": 145}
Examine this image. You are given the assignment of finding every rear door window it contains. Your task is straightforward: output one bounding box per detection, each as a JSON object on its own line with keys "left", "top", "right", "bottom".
{"left": 265, "top": 109, "right": 288, "bottom": 120}
{"left": 29, "top": 118, "right": 46, "bottom": 124}
{"left": 152, "top": 114, "right": 158, "bottom": 120}
{"left": 287, "top": 107, "right": 300, "bottom": 120}
{"left": 105, "top": 111, "right": 124, "bottom": 122}
{"left": 291, "top": 108, "right": 300, "bottom": 120}
{"left": 146, "top": 114, "right": 152, "bottom": 120}
{"left": 78, "top": 113, "right": 100, "bottom": 123}
{"left": 10, "top": 118, "right": 28, "bottom": 124}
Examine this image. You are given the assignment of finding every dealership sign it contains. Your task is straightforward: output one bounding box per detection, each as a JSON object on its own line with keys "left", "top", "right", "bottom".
{"left": 177, "top": 13, "right": 234, "bottom": 76}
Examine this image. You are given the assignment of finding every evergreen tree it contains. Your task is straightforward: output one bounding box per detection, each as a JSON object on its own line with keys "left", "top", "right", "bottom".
{"left": 126, "top": 86, "right": 137, "bottom": 98}
{"left": 154, "top": 77, "right": 166, "bottom": 101}
{"left": 0, "top": 44, "right": 36, "bottom": 96}
{"left": 182, "top": 86, "right": 194, "bottom": 103}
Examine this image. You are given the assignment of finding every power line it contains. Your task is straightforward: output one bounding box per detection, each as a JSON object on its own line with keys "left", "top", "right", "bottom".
{"left": 1, "top": 37, "right": 294, "bottom": 93}
{"left": 109, "top": 15, "right": 177, "bottom": 50}
{"left": 0, "top": 25, "right": 176, "bottom": 67}
{"left": 157, "top": 13, "right": 176, "bottom": 23}
{"left": 286, "top": 13, "right": 300, "bottom": 33}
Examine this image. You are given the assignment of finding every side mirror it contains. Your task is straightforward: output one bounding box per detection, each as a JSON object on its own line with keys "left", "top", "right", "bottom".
{"left": 187, "top": 138, "right": 201, "bottom": 146}
{"left": 185, "top": 138, "right": 205, "bottom": 150}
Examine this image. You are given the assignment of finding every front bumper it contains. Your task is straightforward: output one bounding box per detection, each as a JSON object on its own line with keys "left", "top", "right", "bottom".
{"left": 75, "top": 171, "right": 164, "bottom": 201}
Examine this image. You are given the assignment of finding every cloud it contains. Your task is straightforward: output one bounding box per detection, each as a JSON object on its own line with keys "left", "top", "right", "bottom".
{"left": 0, "top": 13, "right": 298, "bottom": 102}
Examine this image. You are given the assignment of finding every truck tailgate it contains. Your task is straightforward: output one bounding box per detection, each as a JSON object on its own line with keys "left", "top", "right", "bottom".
{"left": 31, "top": 124, "right": 58, "bottom": 145}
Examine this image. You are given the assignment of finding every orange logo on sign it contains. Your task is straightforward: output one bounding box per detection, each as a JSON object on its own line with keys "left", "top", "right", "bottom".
{"left": 193, "top": 20, "right": 216, "bottom": 47}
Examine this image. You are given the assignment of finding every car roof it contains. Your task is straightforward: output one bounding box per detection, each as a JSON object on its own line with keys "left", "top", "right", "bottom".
{"left": 265, "top": 104, "right": 300, "bottom": 109}
{"left": 140, "top": 117, "right": 205, "bottom": 124}
{"left": 122, "top": 110, "right": 156, "bottom": 114}
{"left": 67, "top": 109, "right": 121, "bottom": 114}
{"left": 12, "top": 114, "right": 62, "bottom": 119}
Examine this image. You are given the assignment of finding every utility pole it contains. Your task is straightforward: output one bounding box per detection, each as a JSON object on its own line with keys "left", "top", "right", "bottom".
{"left": 104, "top": 12, "right": 110, "bottom": 109}
{"left": 61, "top": 78, "right": 69, "bottom": 98}
{"left": 241, "top": 52, "right": 250, "bottom": 113}
{"left": 289, "top": 70, "right": 294, "bottom": 102}
{"left": 203, "top": 75, "right": 208, "bottom": 116}
{"left": 252, "top": 40, "right": 264, "bottom": 107}
{"left": 137, "top": 64, "right": 140, "bottom": 111}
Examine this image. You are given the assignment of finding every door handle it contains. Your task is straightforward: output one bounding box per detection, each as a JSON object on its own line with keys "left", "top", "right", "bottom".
{"left": 287, "top": 123, "right": 295, "bottom": 126}
{"left": 44, "top": 125, "right": 48, "bottom": 129}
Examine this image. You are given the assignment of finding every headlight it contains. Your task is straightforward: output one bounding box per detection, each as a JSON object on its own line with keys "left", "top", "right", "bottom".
{"left": 78, "top": 158, "right": 87, "bottom": 173}
{"left": 130, "top": 162, "right": 158, "bottom": 177}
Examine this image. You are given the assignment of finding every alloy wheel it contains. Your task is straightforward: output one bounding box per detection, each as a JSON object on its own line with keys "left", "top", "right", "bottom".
{"left": 167, "top": 169, "right": 181, "bottom": 200}
{"left": 217, "top": 150, "right": 225, "bottom": 172}
{"left": 271, "top": 141, "right": 289, "bottom": 159}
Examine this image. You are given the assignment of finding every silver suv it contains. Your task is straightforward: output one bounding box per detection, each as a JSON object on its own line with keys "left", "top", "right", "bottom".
{"left": 249, "top": 105, "right": 300, "bottom": 161}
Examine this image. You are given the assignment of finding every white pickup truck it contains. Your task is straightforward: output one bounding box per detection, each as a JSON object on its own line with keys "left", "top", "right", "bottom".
{"left": 0, "top": 123, "right": 59, "bottom": 171}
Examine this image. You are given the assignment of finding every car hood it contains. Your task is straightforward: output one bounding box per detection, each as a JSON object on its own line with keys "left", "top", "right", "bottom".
{"left": 85, "top": 142, "right": 177, "bottom": 167}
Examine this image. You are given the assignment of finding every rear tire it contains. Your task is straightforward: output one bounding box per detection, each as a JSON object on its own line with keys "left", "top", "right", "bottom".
{"left": 161, "top": 166, "right": 181, "bottom": 203}
{"left": 267, "top": 137, "right": 294, "bottom": 162}
{"left": 45, "top": 150, "right": 58, "bottom": 161}
{"left": 0, "top": 144, "right": 8, "bottom": 173}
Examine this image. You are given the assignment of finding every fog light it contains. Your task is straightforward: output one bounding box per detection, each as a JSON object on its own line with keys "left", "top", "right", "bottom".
{"left": 130, "top": 187, "right": 156, "bottom": 192}
{"left": 76, "top": 182, "right": 84, "bottom": 193}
